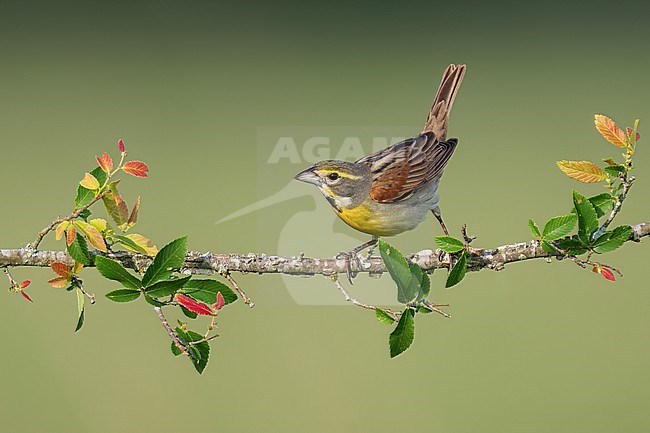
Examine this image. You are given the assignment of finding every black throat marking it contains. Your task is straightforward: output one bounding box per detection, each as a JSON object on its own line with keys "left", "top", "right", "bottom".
{"left": 324, "top": 194, "right": 342, "bottom": 213}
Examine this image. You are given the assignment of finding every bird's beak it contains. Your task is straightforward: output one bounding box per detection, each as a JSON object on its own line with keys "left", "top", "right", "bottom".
{"left": 294, "top": 166, "right": 321, "bottom": 186}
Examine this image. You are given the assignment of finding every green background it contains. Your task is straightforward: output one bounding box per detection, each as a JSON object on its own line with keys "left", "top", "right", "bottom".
{"left": 1, "top": 1, "right": 649, "bottom": 432}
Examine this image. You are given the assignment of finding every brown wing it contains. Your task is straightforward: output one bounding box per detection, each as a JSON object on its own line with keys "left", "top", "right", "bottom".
{"left": 358, "top": 133, "right": 457, "bottom": 203}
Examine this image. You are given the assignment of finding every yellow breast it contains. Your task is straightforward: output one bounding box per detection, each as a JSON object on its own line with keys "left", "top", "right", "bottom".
{"left": 336, "top": 202, "right": 403, "bottom": 237}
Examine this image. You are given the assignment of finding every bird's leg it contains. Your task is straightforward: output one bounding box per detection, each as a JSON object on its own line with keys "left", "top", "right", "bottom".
{"left": 431, "top": 207, "right": 454, "bottom": 270}
{"left": 336, "top": 237, "right": 378, "bottom": 284}
{"left": 431, "top": 206, "right": 449, "bottom": 236}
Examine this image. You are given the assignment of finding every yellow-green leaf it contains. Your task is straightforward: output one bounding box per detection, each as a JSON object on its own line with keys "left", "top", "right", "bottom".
{"left": 556, "top": 160, "right": 607, "bottom": 183}
{"left": 55, "top": 221, "right": 69, "bottom": 240}
{"left": 89, "top": 218, "right": 108, "bottom": 233}
{"left": 594, "top": 114, "right": 628, "bottom": 148}
{"left": 79, "top": 172, "right": 100, "bottom": 190}
{"left": 74, "top": 220, "right": 107, "bottom": 252}
{"left": 123, "top": 233, "right": 158, "bottom": 256}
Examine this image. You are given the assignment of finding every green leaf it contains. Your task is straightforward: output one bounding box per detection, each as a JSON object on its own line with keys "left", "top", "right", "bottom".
{"left": 592, "top": 225, "right": 632, "bottom": 254}
{"left": 541, "top": 240, "right": 557, "bottom": 254}
{"left": 105, "top": 289, "right": 141, "bottom": 302}
{"left": 179, "top": 305, "right": 198, "bottom": 319}
{"left": 389, "top": 308, "right": 415, "bottom": 358}
{"left": 141, "top": 236, "right": 188, "bottom": 288}
{"left": 74, "top": 186, "right": 94, "bottom": 209}
{"left": 75, "top": 287, "right": 85, "bottom": 332}
{"left": 175, "top": 328, "right": 210, "bottom": 374}
{"left": 179, "top": 279, "right": 237, "bottom": 305}
{"left": 554, "top": 238, "right": 587, "bottom": 255}
{"left": 434, "top": 236, "right": 465, "bottom": 253}
{"left": 67, "top": 235, "right": 90, "bottom": 265}
{"left": 94, "top": 256, "right": 142, "bottom": 290}
{"left": 588, "top": 193, "right": 615, "bottom": 218}
{"left": 375, "top": 308, "right": 395, "bottom": 325}
{"left": 145, "top": 276, "right": 192, "bottom": 298}
{"left": 171, "top": 342, "right": 182, "bottom": 356}
{"left": 445, "top": 251, "right": 467, "bottom": 288}
{"left": 573, "top": 191, "right": 598, "bottom": 245}
{"left": 604, "top": 165, "right": 625, "bottom": 177}
{"left": 77, "top": 209, "right": 92, "bottom": 221}
{"left": 378, "top": 240, "right": 423, "bottom": 304}
{"left": 417, "top": 305, "right": 433, "bottom": 314}
{"left": 74, "top": 167, "right": 107, "bottom": 209}
{"left": 528, "top": 219, "right": 541, "bottom": 238}
{"left": 144, "top": 294, "right": 166, "bottom": 307}
{"left": 542, "top": 214, "right": 577, "bottom": 240}
{"left": 415, "top": 264, "right": 430, "bottom": 300}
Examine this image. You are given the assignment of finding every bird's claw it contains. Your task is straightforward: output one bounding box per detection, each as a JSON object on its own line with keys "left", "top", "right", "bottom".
{"left": 336, "top": 251, "right": 361, "bottom": 284}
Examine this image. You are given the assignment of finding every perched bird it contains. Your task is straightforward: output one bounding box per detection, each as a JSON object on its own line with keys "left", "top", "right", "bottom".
{"left": 295, "top": 64, "right": 466, "bottom": 278}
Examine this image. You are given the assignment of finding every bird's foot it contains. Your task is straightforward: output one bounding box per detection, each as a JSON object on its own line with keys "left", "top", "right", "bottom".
{"left": 336, "top": 238, "right": 378, "bottom": 284}
{"left": 335, "top": 250, "right": 361, "bottom": 284}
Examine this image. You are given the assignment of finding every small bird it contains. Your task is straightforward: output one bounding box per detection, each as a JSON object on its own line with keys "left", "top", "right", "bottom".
{"left": 295, "top": 64, "right": 466, "bottom": 278}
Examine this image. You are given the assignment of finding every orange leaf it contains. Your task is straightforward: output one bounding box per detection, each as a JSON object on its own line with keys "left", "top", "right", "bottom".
{"left": 55, "top": 221, "right": 69, "bottom": 241}
{"left": 126, "top": 196, "right": 140, "bottom": 229}
{"left": 66, "top": 225, "right": 77, "bottom": 246}
{"left": 48, "top": 276, "right": 70, "bottom": 288}
{"left": 74, "top": 220, "right": 107, "bottom": 252}
{"left": 123, "top": 161, "right": 149, "bottom": 178}
{"left": 51, "top": 261, "right": 72, "bottom": 277}
{"left": 176, "top": 294, "right": 214, "bottom": 316}
{"left": 19, "top": 280, "right": 31, "bottom": 289}
{"left": 96, "top": 152, "right": 113, "bottom": 173}
{"left": 21, "top": 291, "right": 33, "bottom": 302}
{"left": 626, "top": 127, "right": 641, "bottom": 142}
{"left": 594, "top": 114, "right": 627, "bottom": 148}
{"left": 79, "top": 172, "right": 100, "bottom": 190}
{"left": 118, "top": 139, "right": 126, "bottom": 153}
{"left": 600, "top": 268, "right": 616, "bottom": 281}
{"left": 556, "top": 160, "right": 607, "bottom": 183}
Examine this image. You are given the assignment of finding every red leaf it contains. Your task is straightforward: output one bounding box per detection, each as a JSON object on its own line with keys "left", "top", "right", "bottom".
{"left": 118, "top": 139, "right": 126, "bottom": 153}
{"left": 96, "top": 152, "right": 113, "bottom": 173}
{"left": 51, "top": 262, "right": 72, "bottom": 277}
{"left": 123, "top": 161, "right": 149, "bottom": 178}
{"left": 626, "top": 127, "right": 641, "bottom": 141}
{"left": 213, "top": 292, "right": 225, "bottom": 310}
{"left": 19, "top": 280, "right": 31, "bottom": 289}
{"left": 600, "top": 268, "right": 616, "bottom": 282}
{"left": 176, "top": 294, "right": 214, "bottom": 316}
{"left": 21, "top": 291, "right": 33, "bottom": 302}
{"left": 66, "top": 225, "right": 77, "bottom": 246}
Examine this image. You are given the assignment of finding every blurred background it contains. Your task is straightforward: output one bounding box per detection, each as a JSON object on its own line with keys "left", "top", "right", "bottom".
{"left": 1, "top": 1, "right": 649, "bottom": 432}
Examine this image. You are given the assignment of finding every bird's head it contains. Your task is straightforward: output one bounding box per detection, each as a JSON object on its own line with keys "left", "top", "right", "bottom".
{"left": 294, "top": 160, "right": 371, "bottom": 210}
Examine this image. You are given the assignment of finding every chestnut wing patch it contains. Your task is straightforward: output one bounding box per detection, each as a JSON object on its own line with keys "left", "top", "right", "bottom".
{"left": 366, "top": 133, "right": 457, "bottom": 203}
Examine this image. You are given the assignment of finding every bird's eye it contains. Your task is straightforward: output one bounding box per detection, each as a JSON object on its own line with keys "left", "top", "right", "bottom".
{"left": 328, "top": 172, "right": 340, "bottom": 181}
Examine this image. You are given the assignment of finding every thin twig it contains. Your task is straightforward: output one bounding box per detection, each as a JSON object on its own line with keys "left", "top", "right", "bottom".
{"left": 2, "top": 267, "right": 16, "bottom": 287}
{"left": 594, "top": 174, "right": 635, "bottom": 239}
{"left": 74, "top": 279, "right": 95, "bottom": 304}
{"left": 329, "top": 275, "right": 400, "bottom": 321}
{"left": 421, "top": 299, "right": 452, "bottom": 318}
{"left": 221, "top": 271, "right": 254, "bottom": 308}
{"left": 153, "top": 306, "right": 197, "bottom": 362}
{"left": 29, "top": 192, "right": 108, "bottom": 250}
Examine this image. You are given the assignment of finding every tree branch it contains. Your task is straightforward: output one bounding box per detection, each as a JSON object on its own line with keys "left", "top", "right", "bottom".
{"left": 1, "top": 221, "right": 648, "bottom": 276}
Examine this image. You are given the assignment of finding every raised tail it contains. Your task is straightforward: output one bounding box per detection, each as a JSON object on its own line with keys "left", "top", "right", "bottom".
{"left": 421, "top": 64, "right": 466, "bottom": 139}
